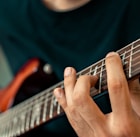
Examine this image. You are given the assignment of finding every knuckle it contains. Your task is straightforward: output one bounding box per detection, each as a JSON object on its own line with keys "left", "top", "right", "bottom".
{"left": 112, "top": 120, "right": 136, "bottom": 137}
{"left": 109, "top": 79, "right": 123, "bottom": 91}
{"left": 122, "top": 123, "right": 135, "bottom": 136}
{"left": 78, "top": 75, "right": 91, "bottom": 87}
{"left": 68, "top": 105, "right": 77, "bottom": 114}
{"left": 78, "top": 75, "right": 90, "bottom": 81}
{"left": 73, "top": 94, "right": 83, "bottom": 105}
{"left": 73, "top": 92, "right": 87, "bottom": 106}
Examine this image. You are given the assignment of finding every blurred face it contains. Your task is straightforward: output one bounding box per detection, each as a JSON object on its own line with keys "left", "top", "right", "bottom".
{"left": 43, "top": 0, "right": 91, "bottom": 11}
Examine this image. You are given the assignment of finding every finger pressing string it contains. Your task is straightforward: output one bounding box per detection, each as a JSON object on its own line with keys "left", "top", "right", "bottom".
{"left": 105, "top": 52, "right": 132, "bottom": 118}
{"left": 54, "top": 88, "right": 67, "bottom": 110}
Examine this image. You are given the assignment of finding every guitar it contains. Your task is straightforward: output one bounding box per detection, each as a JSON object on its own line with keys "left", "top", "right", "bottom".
{"left": 0, "top": 38, "right": 139, "bottom": 137}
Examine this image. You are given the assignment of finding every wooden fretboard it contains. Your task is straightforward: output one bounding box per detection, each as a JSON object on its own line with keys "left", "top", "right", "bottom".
{"left": 0, "top": 38, "right": 140, "bottom": 137}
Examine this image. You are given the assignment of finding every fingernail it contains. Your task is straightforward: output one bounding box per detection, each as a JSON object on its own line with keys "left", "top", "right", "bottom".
{"left": 64, "top": 67, "right": 72, "bottom": 76}
{"left": 106, "top": 52, "right": 118, "bottom": 57}
{"left": 54, "top": 88, "right": 62, "bottom": 98}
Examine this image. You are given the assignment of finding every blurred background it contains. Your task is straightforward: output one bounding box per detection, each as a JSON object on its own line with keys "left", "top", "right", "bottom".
{"left": 0, "top": 46, "right": 13, "bottom": 88}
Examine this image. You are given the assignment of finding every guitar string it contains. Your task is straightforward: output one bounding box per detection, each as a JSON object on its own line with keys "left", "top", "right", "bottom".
{"left": 27, "top": 53, "right": 140, "bottom": 107}
{"left": 1, "top": 51, "right": 140, "bottom": 122}
{"left": 0, "top": 44, "right": 140, "bottom": 124}
{"left": 0, "top": 39, "right": 140, "bottom": 134}
{"left": 11, "top": 43, "right": 140, "bottom": 106}
{"left": 0, "top": 47, "right": 140, "bottom": 137}
{"left": 12, "top": 47, "right": 140, "bottom": 108}
{"left": 1, "top": 66, "right": 140, "bottom": 137}
{"left": 0, "top": 62, "right": 139, "bottom": 136}
{"left": 0, "top": 45, "right": 139, "bottom": 117}
{"left": 0, "top": 58, "right": 140, "bottom": 137}
{"left": 3, "top": 55, "right": 139, "bottom": 124}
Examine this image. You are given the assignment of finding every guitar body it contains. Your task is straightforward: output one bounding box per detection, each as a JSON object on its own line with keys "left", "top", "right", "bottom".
{"left": 0, "top": 58, "right": 59, "bottom": 111}
{"left": 12, "top": 58, "right": 59, "bottom": 106}
{"left": 0, "top": 39, "right": 139, "bottom": 137}
{"left": 0, "top": 58, "right": 111, "bottom": 137}
{"left": 12, "top": 59, "right": 78, "bottom": 137}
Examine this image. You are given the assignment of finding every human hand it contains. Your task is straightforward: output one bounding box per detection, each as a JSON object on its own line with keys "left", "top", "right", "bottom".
{"left": 54, "top": 52, "right": 140, "bottom": 137}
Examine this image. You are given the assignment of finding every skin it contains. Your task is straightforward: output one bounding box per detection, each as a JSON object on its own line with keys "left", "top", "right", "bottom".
{"left": 42, "top": 0, "right": 91, "bottom": 11}
{"left": 54, "top": 52, "right": 140, "bottom": 137}
{"left": 42, "top": 1, "right": 140, "bottom": 136}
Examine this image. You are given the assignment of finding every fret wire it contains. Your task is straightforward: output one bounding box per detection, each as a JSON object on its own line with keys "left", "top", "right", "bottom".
{"left": 90, "top": 66, "right": 93, "bottom": 75}
{"left": 129, "top": 42, "right": 134, "bottom": 78}
{"left": 10, "top": 114, "right": 17, "bottom": 136}
{"left": 0, "top": 40, "right": 139, "bottom": 119}
{"left": 57, "top": 103, "right": 61, "bottom": 115}
{"left": 2, "top": 48, "right": 138, "bottom": 124}
{"left": 3, "top": 112, "right": 12, "bottom": 136}
{"left": 0, "top": 39, "right": 139, "bottom": 136}
{"left": 93, "top": 66, "right": 98, "bottom": 75}
{"left": 0, "top": 63, "right": 139, "bottom": 137}
{"left": 0, "top": 93, "right": 54, "bottom": 135}
{"left": 0, "top": 84, "right": 62, "bottom": 122}
{"left": 99, "top": 61, "right": 104, "bottom": 93}
{"left": 0, "top": 53, "right": 139, "bottom": 121}
{"left": 76, "top": 44, "right": 140, "bottom": 77}
{"left": 49, "top": 95, "right": 54, "bottom": 118}
{"left": 7, "top": 49, "right": 139, "bottom": 121}
{"left": 8, "top": 106, "right": 17, "bottom": 136}
{"left": 0, "top": 57, "right": 139, "bottom": 127}
{"left": 90, "top": 68, "right": 140, "bottom": 98}
{"left": 30, "top": 101, "right": 41, "bottom": 128}
{"left": 2, "top": 44, "right": 139, "bottom": 118}
{"left": 117, "top": 38, "right": 140, "bottom": 54}
{"left": 20, "top": 114, "right": 26, "bottom": 134}
{"left": 91, "top": 60, "right": 140, "bottom": 93}
{"left": 8, "top": 81, "right": 64, "bottom": 114}
{"left": 121, "top": 51, "right": 127, "bottom": 65}
{"left": 44, "top": 49, "right": 140, "bottom": 101}
{"left": 25, "top": 109, "right": 31, "bottom": 131}
{"left": 42, "top": 93, "right": 49, "bottom": 122}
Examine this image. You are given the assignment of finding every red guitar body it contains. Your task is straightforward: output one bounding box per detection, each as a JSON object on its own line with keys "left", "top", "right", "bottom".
{"left": 0, "top": 58, "right": 59, "bottom": 112}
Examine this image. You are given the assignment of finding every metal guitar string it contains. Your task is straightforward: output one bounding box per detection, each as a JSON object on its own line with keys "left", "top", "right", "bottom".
{"left": 0, "top": 42, "right": 140, "bottom": 130}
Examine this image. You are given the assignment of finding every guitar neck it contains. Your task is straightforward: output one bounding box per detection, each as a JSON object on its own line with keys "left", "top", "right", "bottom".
{"left": 0, "top": 38, "right": 140, "bottom": 137}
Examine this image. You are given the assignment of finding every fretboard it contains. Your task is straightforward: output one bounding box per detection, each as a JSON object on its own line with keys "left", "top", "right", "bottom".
{"left": 0, "top": 38, "right": 140, "bottom": 137}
